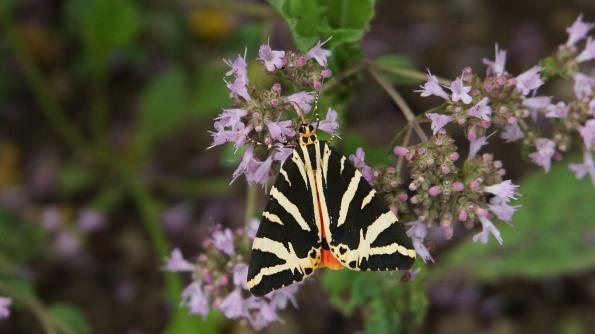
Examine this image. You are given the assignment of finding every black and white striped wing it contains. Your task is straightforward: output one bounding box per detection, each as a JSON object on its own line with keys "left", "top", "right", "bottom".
{"left": 247, "top": 149, "right": 321, "bottom": 297}
{"left": 317, "top": 142, "right": 416, "bottom": 271}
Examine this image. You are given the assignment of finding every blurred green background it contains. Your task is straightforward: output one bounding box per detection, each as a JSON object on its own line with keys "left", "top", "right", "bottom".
{"left": 1, "top": 0, "right": 595, "bottom": 333}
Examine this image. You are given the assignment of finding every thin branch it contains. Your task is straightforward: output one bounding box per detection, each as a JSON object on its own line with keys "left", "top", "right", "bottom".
{"left": 321, "top": 64, "right": 363, "bottom": 92}
{"left": 375, "top": 63, "right": 450, "bottom": 86}
{"left": 244, "top": 184, "right": 258, "bottom": 224}
{"left": 367, "top": 65, "right": 429, "bottom": 142}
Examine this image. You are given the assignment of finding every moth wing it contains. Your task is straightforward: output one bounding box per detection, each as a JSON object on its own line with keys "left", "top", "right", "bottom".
{"left": 247, "top": 150, "right": 321, "bottom": 296}
{"left": 320, "top": 142, "right": 416, "bottom": 271}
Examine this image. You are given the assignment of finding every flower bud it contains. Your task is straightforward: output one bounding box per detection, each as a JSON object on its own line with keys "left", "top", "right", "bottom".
{"left": 272, "top": 83, "right": 282, "bottom": 93}
{"left": 393, "top": 146, "right": 409, "bottom": 156}
{"left": 470, "top": 180, "right": 481, "bottom": 191}
{"left": 440, "top": 164, "right": 450, "bottom": 174}
{"left": 321, "top": 69, "right": 332, "bottom": 78}
{"left": 449, "top": 152, "right": 460, "bottom": 161}
{"left": 428, "top": 185, "right": 441, "bottom": 197}
{"left": 458, "top": 210, "right": 468, "bottom": 221}
{"left": 398, "top": 193, "right": 408, "bottom": 201}
{"left": 475, "top": 207, "right": 489, "bottom": 217}
{"left": 467, "top": 127, "right": 477, "bottom": 141}
{"left": 312, "top": 80, "right": 322, "bottom": 91}
{"left": 452, "top": 181, "right": 464, "bottom": 191}
{"left": 296, "top": 57, "right": 307, "bottom": 67}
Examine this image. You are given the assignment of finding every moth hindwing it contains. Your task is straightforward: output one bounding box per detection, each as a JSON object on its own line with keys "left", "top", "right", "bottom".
{"left": 247, "top": 141, "right": 416, "bottom": 296}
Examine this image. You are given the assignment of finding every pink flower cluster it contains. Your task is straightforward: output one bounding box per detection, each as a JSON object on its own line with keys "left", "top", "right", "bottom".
{"left": 418, "top": 15, "right": 595, "bottom": 185}
{"left": 164, "top": 221, "right": 300, "bottom": 330}
{"left": 210, "top": 41, "right": 339, "bottom": 186}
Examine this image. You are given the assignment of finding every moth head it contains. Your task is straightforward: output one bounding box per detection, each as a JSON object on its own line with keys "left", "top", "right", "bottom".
{"left": 298, "top": 122, "right": 317, "bottom": 145}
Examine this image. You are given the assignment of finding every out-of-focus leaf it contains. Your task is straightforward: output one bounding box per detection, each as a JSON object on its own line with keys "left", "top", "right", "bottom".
{"left": 58, "top": 163, "right": 98, "bottom": 195}
{"left": 322, "top": 268, "right": 427, "bottom": 334}
{"left": 0, "top": 207, "right": 45, "bottom": 263}
{"left": 192, "top": 66, "right": 230, "bottom": 119}
{"left": 218, "top": 23, "right": 263, "bottom": 59}
{"left": 137, "top": 66, "right": 189, "bottom": 150}
{"left": 163, "top": 308, "right": 221, "bottom": 334}
{"left": 0, "top": 273, "right": 35, "bottom": 299}
{"left": 87, "top": 186, "right": 124, "bottom": 212}
{"left": 437, "top": 158, "right": 595, "bottom": 281}
{"left": 375, "top": 55, "right": 419, "bottom": 85}
{"left": 341, "top": 133, "right": 392, "bottom": 165}
{"left": 64, "top": 0, "right": 140, "bottom": 73}
{"left": 49, "top": 303, "right": 91, "bottom": 334}
{"left": 219, "top": 144, "right": 246, "bottom": 169}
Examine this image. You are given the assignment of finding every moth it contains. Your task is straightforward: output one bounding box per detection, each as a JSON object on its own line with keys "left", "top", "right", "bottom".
{"left": 247, "top": 107, "right": 416, "bottom": 297}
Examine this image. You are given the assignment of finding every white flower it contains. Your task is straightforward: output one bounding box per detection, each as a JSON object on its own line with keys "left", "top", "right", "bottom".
{"left": 473, "top": 216, "right": 503, "bottom": 245}
{"left": 468, "top": 97, "right": 492, "bottom": 121}
{"left": 577, "top": 37, "right": 595, "bottom": 63}
{"left": 427, "top": 113, "right": 452, "bottom": 135}
{"left": 164, "top": 248, "right": 195, "bottom": 272}
{"left": 306, "top": 38, "right": 332, "bottom": 67}
{"left": 468, "top": 136, "right": 488, "bottom": 160}
{"left": 416, "top": 70, "right": 449, "bottom": 99}
{"left": 569, "top": 151, "right": 595, "bottom": 186}
{"left": 566, "top": 15, "right": 594, "bottom": 46}
{"left": 450, "top": 76, "right": 472, "bottom": 104}
{"left": 484, "top": 180, "right": 519, "bottom": 202}
{"left": 501, "top": 123, "right": 524, "bottom": 143}
{"left": 516, "top": 66, "right": 543, "bottom": 96}
{"left": 483, "top": 44, "right": 507, "bottom": 75}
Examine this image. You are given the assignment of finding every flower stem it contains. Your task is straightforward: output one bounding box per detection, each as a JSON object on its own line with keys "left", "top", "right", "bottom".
{"left": 367, "top": 65, "right": 429, "bottom": 142}
{"left": 375, "top": 63, "right": 450, "bottom": 86}
{"left": 0, "top": 6, "right": 88, "bottom": 153}
{"left": 0, "top": 281, "right": 77, "bottom": 334}
{"left": 245, "top": 184, "right": 258, "bottom": 224}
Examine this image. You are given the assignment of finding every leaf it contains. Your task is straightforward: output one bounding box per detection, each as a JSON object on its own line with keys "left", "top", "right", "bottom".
{"left": 136, "top": 66, "right": 190, "bottom": 150}
{"left": 58, "top": 163, "right": 98, "bottom": 195}
{"left": 49, "top": 303, "right": 91, "bottom": 334}
{"left": 162, "top": 308, "right": 221, "bottom": 334}
{"left": 267, "top": 0, "right": 376, "bottom": 70}
{"left": 81, "top": 0, "right": 141, "bottom": 72}
{"left": 192, "top": 65, "right": 231, "bottom": 119}
{"left": 0, "top": 207, "right": 46, "bottom": 264}
{"left": 374, "top": 55, "right": 419, "bottom": 85}
{"left": 437, "top": 158, "right": 595, "bottom": 281}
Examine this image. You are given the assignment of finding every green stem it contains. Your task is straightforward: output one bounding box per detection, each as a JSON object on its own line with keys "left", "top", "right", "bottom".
{"left": 0, "top": 282, "right": 77, "bottom": 334}
{"left": 375, "top": 63, "right": 450, "bottom": 86}
{"left": 244, "top": 184, "right": 258, "bottom": 224}
{"left": 91, "top": 71, "right": 109, "bottom": 145}
{"left": 0, "top": 6, "right": 88, "bottom": 153}
{"left": 124, "top": 171, "right": 183, "bottom": 303}
{"left": 367, "top": 66, "right": 429, "bottom": 142}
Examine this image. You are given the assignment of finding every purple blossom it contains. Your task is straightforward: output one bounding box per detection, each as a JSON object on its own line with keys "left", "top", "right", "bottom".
{"left": 76, "top": 209, "right": 106, "bottom": 232}
{"left": 472, "top": 216, "right": 503, "bottom": 245}
{"left": 529, "top": 138, "right": 556, "bottom": 172}
{"left": 483, "top": 180, "right": 519, "bottom": 202}
{"left": 212, "top": 228, "right": 235, "bottom": 256}
{"left": 406, "top": 220, "right": 433, "bottom": 263}
{"left": 468, "top": 97, "right": 492, "bottom": 121}
{"left": 349, "top": 148, "right": 373, "bottom": 182}
{"left": 225, "top": 77, "right": 251, "bottom": 101}
{"left": 574, "top": 73, "right": 595, "bottom": 99}
{"left": 286, "top": 92, "right": 315, "bottom": 114}
{"left": 483, "top": 44, "right": 507, "bottom": 75}
{"left": 450, "top": 76, "right": 473, "bottom": 104}
{"left": 41, "top": 206, "right": 62, "bottom": 231}
{"left": 223, "top": 53, "right": 248, "bottom": 81}
{"left": 577, "top": 37, "right": 595, "bottom": 63}
{"left": 216, "top": 108, "right": 247, "bottom": 129}
{"left": 246, "top": 218, "right": 260, "bottom": 239}
{"left": 232, "top": 145, "right": 258, "bottom": 183}
{"left": 468, "top": 136, "right": 488, "bottom": 160}
{"left": 54, "top": 231, "right": 80, "bottom": 257}
{"left": 427, "top": 113, "right": 452, "bottom": 135}
{"left": 569, "top": 152, "right": 595, "bottom": 186}
{"left": 246, "top": 155, "right": 273, "bottom": 186}
{"left": 0, "top": 297, "right": 11, "bottom": 319}
{"left": 522, "top": 96, "right": 551, "bottom": 110}
{"left": 266, "top": 120, "right": 295, "bottom": 141}
{"left": 515, "top": 66, "right": 543, "bottom": 96}
{"left": 218, "top": 289, "right": 248, "bottom": 319}
{"left": 416, "top": 71, "right": 449, "bottom": 99}
{"left": 317, "top": 108, "right": 339, "bottom": 134}
{"left": 272, "top": 145, "right": 293, "bottom": 162}
{"left": 164, "top": 248, "right": 195, "bottom": 272}
{"left": 268, "top": 284, "right": 299, "bottom": 309}
{"left": 209, "top": 120, "right": 252, "bottom": 149}
{"left": 232, "top": 263, "right": 249, "bottom": 289}
{"left": 258, "top": 44, "right": 285, "bottom": 72}
{"left": 579, "top": 119, "right": 595, "bottom": 149}
{"left": 182, "top": 282, "right": 209, "bottom": 317}
{"left": 306, "top": 38, "right": 332, "bottom": 67}
{"left": 566, "top": 15, "right": 593, "bottom": 46}
{"left": 501, "top": 123, "right": 524, "bottom": 143}
{"left": 488, "top": 197, "right": 519, "bottom": 222}
{"left": 545, "top": 102, "right": 570, "bottom": 118}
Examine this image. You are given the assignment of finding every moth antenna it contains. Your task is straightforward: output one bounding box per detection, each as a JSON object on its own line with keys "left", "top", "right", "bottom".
{"left": 314, "top": 91, "right": 321, "bottom": 130}
{"left": 290, "top": 101, "right": 306, "bottom": 124}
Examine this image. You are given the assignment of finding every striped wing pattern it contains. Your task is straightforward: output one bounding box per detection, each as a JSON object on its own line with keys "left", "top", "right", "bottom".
{"left": 247, "top": 141, "right": 416, "bottom": 296}
{"left": 247, "top": 148, "right": 321, "bottom": 296}
{"left": 319, "top": 142, "right": 416, "bottom": 271}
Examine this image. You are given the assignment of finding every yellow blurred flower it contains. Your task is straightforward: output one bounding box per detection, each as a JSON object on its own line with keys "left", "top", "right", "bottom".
{"left": 188, "top": 8, "right": 234, "bottom": 41}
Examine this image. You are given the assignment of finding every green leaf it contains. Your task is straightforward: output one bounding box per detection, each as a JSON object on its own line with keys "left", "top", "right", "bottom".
{"left": 437, "top": 158, "right": 595, "bottom": 281}
{"left": 268, "top": 0, "right": 376, "bottom": 71}
{"left": 374, "top": 55, "right": 419, "bottom": 85}
{"left": 58, "top": 163, "right": 98, "bottom": 195}
{"left": 192, "top": 65, "right": 230, "bottom": 119}
{"left": 136, "top": 66, "right": 190, "bottom": 150}
{"left": 81, "top": 0, "right": 141, "bottom": 72}
{"left": 0, "top": 207, "right": 46, "bottom": 264}
{"left": 162, "top": 308, "right": 221, "bottom": 334}
{"left": 341, "top": 133, "right": 392, "bottom": 165}
{"left": 49, "top": 303, "right": 91, "bottom": 334}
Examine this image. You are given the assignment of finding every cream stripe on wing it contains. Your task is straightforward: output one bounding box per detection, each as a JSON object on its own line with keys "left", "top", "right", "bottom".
{"left": 270, "top": 186, "right": 311, "bottom": 231}
{"left": 340, "top": 156, "right": 346, "bottom": 174}
{"left": 360, "top": 189, "right": 376, "bottom": 209}
{"left": 322, "top": 143, "right": 332, "bottom": 183}
{"left": 291, "top": 151, "right": 308, "bottom": 190}
{"left": 315, "top": 143, "right": 332, "bottom": 241}
{"left": 300, "top": 144, "right": 322, "bottom": 241}
{"left": 279, "top": 168, "right": 292, "bottom": 187}
{"left": 262, "top": 211, "right": 284, "bottom": 225}
{"left": 337, "top": 171, "right": 362, "bottom": 227}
